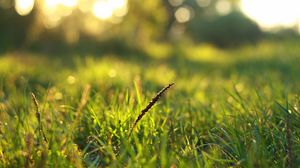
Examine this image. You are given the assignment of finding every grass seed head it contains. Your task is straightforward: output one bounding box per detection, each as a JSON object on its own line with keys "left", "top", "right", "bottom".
{"left": 129, "top": 83, "right": 174, "bottom": 137}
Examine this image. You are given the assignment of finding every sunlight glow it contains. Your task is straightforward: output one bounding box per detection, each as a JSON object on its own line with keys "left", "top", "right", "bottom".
{"left": 93, "top": 0, "right": 128, "bottom": 20}
{"left": 93, "top": 0, "right": 113, "bottom": 20}
{"left": 60, "top": 0, "right": 78, "bottom": 8}
{"left": 15, "top": 0, "right": 34, "bottom": 16}
{"left": 13, "top": 0, "right": 128, "bottom": 29}
{"left": 41, "top": 0, "right": 78, "bottom": 28}
{"left": 240, "top": 0, "right": 300, "bottom": 29}
{"left": 109, "top": 0, "right": 126, "bottom": 10}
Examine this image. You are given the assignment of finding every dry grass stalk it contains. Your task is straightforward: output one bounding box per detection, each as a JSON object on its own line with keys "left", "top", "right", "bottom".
{"left": 24, "top": 133, "right": 34, "bottom": 168}
{"left": 73, "top": 84, "right": 91, "bottom": 130}
{"left": 76, "top": 84, "right": 91, "bottom": 116}
{"left": 129, "top": 83, "right": 174, "bottom": 136}
{"left": 31, "top": 92, "right": 48, "bottom": 143}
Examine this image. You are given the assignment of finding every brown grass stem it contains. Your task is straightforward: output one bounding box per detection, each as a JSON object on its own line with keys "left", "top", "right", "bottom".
{"left": 129, "top": 83, "right": 174, "bottom": 137}
{"left": 31, "top": 92, "right": 48, "bottom": 143}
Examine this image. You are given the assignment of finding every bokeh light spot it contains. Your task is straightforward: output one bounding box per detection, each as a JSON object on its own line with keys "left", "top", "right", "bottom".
{"left": 67, "top": 75, "right": 76, "bottom": 84}
{"left": 93, "top": 0, "right": 114, "bottom": 20}
{"left": 15, "top": 0, "right": 34, "bottom": 16}
{"left": 175, "top": 7, "right": 191, "bottom": 23}
{"left": 108, "top": 69, "right": 117, "bottom": 78}
{"left": 215, "top": 0, "right": 231, "bottom": 16}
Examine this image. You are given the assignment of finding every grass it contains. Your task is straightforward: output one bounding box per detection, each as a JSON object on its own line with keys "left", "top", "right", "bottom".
{"left": 0, "top": 40, "right": 299, "bottom": 167}
{"left": 129, "top": 83, "right": 174, "bottom": 137}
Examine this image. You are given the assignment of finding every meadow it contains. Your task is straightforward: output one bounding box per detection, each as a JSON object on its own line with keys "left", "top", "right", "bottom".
{"left": 0, "top": 40, "right": 299, "bottom": 167}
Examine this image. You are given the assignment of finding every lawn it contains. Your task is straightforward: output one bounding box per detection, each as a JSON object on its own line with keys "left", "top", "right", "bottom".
{"left": 0, "top": 40, "right": 299, "bottom": 167}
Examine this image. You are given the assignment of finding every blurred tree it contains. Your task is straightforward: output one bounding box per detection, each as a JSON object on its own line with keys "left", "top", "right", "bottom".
{"left": 187, "top": 11, "right": 262, "bottom": 47}
{"left": 0, "top": 4, "right": 36, "bottom": 51}
{"left": 160, "top": 0, "right": 252, "bottom": 45}
{"left": 0, "top": 0, "right": 267, "bottom": 52}
{"left": 264, "top": 28, "right": 300, "bottom": 41}
{"left": 120, "top": 0, "right": 168, "bottom": 45}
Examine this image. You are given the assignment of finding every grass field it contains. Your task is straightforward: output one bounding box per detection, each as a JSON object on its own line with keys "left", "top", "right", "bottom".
{"left": 0, "top": 40, "right": 299, "bottom": 167}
